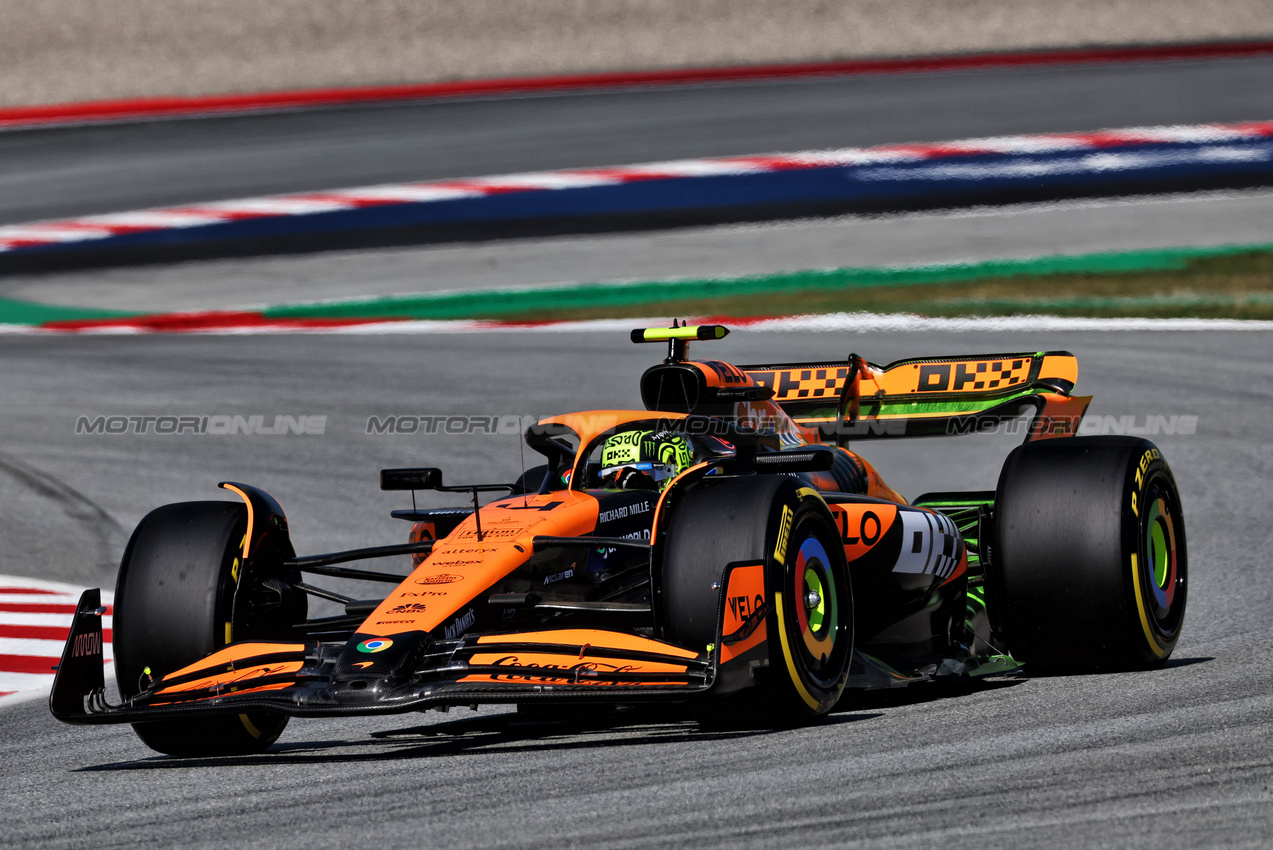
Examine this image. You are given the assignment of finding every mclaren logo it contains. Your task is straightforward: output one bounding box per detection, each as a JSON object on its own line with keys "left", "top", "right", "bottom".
{"left": 70, "top": 631, "right": 102, "bottom": 658}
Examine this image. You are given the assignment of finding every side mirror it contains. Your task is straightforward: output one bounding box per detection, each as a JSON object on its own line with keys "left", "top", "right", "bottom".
{"left": 380, "top": 468, "right": 443, "bottom": 491}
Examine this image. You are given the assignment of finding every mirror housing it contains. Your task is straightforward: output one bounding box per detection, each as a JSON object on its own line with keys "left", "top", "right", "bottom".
{"left": 380, "top": 467, "right": 443, "bottom": 491}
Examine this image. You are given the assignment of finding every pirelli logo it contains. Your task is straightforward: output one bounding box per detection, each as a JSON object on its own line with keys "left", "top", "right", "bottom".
{"left": 774, "top": 505, "right": 794, "bottom": 565}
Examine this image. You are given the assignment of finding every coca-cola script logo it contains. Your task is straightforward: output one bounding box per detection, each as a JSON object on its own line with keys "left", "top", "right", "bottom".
{"left": 415, "top": 573, "right": 463, "bottom": 585}
{"left": 483, "top": 655, "right": 645, "bottom": 686}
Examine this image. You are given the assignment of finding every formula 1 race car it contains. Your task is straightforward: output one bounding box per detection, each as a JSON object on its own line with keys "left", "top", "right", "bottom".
{"left": 51, "top": 325, "right": 1188, "bottom": 756}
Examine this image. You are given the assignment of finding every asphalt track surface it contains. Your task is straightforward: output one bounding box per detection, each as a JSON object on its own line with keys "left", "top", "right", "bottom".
{"left": 3, "top": 55, "right": 1273, "bottom": 227}
{"left": 1, "top": 328, "right": 1271, "bottom": 849}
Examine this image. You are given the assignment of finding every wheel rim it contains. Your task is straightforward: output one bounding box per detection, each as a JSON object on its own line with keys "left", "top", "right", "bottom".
{"left": 791, "top": 533, "right": 844, "bottom": 685}
{"left": 803, "top": 568, "right": 826, "bottom": 633}
{"left": 1140, "top": 479, "right": 1184, "bottom": 634}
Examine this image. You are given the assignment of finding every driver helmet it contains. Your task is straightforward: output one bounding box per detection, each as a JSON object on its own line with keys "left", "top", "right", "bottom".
{"left": 599, "top": 429, "right": 694, "bottom": 490}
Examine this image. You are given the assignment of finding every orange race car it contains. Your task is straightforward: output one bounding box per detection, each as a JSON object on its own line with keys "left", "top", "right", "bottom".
{"left": 51, "top": 325, "right": 1188, "bottom": 757}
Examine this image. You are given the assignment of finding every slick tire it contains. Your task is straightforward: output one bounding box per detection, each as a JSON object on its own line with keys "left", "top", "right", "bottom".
{"left": 659, "top": 476, "right": 853, "bottom": 723}
{"left": 990, "top": 436, "right": 1188, "bottom": 672}
{"left": 114, "top": 501, "right": 296, "bottom": 757}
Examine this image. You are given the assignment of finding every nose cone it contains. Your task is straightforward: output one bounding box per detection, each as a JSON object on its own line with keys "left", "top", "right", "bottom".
{"left": 354, "top": 491, "right": 604, "bottom": 642}
{"left": 331, "top": 630, "right": 429, "bottom": 701}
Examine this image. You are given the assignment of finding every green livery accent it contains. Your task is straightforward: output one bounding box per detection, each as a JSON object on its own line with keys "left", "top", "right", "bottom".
{"left": 912, "top": 493, "right": 1003, "bottom": 670}
{"left": 795, "top": 391, "right": 1045, "bottom": 423}
{"left": 965, "top": 654, "right": 1022, "bottom": 677}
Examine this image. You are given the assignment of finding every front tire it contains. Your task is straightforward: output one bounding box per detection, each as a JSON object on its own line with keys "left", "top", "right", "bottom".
{"left": 990, "top": 436, "right": 1188, "bottom": 671}
{"left": 114, "top": 501, "right": 302, "bottom": 756}
{"left": 659, "top": 476, "right": 853, "bottom": 722}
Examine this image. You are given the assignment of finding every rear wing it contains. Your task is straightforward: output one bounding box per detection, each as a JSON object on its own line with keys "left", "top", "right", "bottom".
{"left": 740, "top": 351, "right": 1090, "bottom": 441}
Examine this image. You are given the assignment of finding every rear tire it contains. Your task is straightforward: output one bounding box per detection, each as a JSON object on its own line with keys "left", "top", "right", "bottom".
{"left": 114, "top": 501, "right": 303, "bottom": 756}
{"left": 991, "top": 436, "right": 1187, "bottom": 671}
{"left": 659, "top": 476, "right": 853, "bottom": 722}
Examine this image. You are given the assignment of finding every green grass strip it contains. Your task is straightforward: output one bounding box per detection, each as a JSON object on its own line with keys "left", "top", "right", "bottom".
{"left": 262, "top": 243, "right": 1273, "bottom": 322}
{"left": 4, "top": 241, "right": 1272, "bottom": 327}
{"left": 947, "top": 292, "right": 1273, "bottom": 307}
{"left": 0, "top": 296, "right": 134, "bottom": 325}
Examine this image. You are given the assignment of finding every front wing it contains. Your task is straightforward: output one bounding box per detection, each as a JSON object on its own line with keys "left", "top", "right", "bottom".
{"left": 50, "top": 589, "right": 730, "bottom": 725}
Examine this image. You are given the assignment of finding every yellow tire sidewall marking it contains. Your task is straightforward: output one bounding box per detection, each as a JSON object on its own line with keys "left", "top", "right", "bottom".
{"left": 1130, "top": 553, "right": 1167, "bottom": 658}
{"left": 239, "top": 713, "right": 264, "bottom": 739}
{"left": 773, "top": 590, "right": 822, "bottom": 711}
